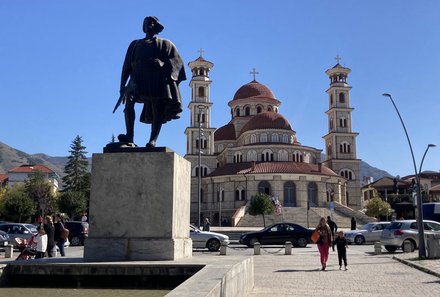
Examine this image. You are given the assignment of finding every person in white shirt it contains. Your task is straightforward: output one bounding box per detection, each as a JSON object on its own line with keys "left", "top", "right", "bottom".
{"left": 34, "top": 225, "right": 48, "bottom": 259}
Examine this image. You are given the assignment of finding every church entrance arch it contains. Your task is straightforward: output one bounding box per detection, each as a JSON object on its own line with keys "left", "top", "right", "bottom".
{"left": 307, "top": 182, "right": 318, "bottom": 207}
{"left": 284, "top": 181, "right": 296, "bottom": 207}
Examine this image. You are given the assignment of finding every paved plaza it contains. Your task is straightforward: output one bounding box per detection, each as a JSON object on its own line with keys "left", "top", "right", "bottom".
{"left": 1, "top": 244, "right": 439, "bottom": 296}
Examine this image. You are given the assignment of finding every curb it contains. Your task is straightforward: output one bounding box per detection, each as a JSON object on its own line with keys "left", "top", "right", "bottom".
{"left": 392, "top": 256, "right": 440, "bottom": 278}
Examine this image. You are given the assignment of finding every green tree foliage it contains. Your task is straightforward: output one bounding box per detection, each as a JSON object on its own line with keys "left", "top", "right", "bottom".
{"left": 365, "top": 197, "right": 392, "bottom": 219}
{"left": 248, "top": 193, "right": 275, "bottom": 227}
{"left": 62, "top": 135, "right": 89, "bottom": 193}
{"left": 58, "top": 191, "right": 87, "bottom": 219}
{"left": 25, "top": 170, "right": 57, "bottom": 216}
{"left": 1, "top": 185, "right": 36, "bottom": 222}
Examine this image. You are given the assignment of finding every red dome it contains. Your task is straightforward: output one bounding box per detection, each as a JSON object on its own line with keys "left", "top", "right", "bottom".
{"left": 240, "top": 111, "right": 293, "bottom": 135}
{"left": 214, "top": 123, "right": 236, "bottom": 141}
{"left": 233, "top": 80, "right": 275, "bottom": 101}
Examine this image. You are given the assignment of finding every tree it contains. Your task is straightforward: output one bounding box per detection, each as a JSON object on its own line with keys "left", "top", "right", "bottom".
{"left": 248, "top": 193, "right": 275, "bottom": 227}
{"left": 365, "top": 197, "right": 392, "bottom": 220}
{"left": 25, "top": 170, "right": 57, "bottom": 217}
{"left": 62, "top": 135, "right": 89, "bottom": 193}
{"left": 58, "top": 191, "right": 87, "bottom": 219}
{"left": 1, "top": 185, "right": 36, "bottom": 222}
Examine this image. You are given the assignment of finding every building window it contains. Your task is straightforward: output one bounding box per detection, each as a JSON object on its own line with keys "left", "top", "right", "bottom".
{"left": 327, "top": 145, "right": 332, "bottom": 158}
{"left": 329, "top": 118, "right": 334, "bottom": 130}
{"left": 258, "top": 181, "right": 271, "bottom": 195}
{"left": 234, "top": 152, "right": 243, "bottom": 163}
{"left": 195, "top": 165, "right": 209, "bottom": 177}
{"left": 261, "top": 134, "right": 267, "bottom": 142}
{"left": 278, "top": 150, "right": 288, "bottom": 161}
{"left": 308, "top": 182, "right": 318, "bottom": 207}
{"left": 198, "top": 86, "right": 205, "bottom": 98}
{"left": 251, "top": 134, "right": 257, "bottom": 144}
{"left": 245, "top": 107, "right": 250, "bottom": 116}
{"left": 293, "top": 151, "right": 303, "bottom": 162}
{"left": 257, "top": 106, "right": 262, "bottom": 113}
{"left": 235, "top": 108, "right": 240, "bottom": 117}
{"left": 247, "top": 150, "right": 257, "bottom": 161}
{"left": 262, "top": 149, "right": 274, "bottom": 161}
{"left": 339, "top": 93, "right": 345, "bottom": 103}
{"left": 236, "top": 186, "right": 245, "bottom": 201}
{"left": 339, "top": 117, "right": 347, "bottom": 128}
{"left": 339, "top": 142, "right": 351, "bottom": 153}
{"left": 272, "top": 134, "right": 279, "bottom": 142}
{"left": 330, "top": 94, "right": 333, "bottom": 106}
{"left": 218, "top": 144, "right": 224, "bottom": 152}
{"left": 284, "top": 182, "right": 296, "bottom": 207}
{"left": 283, "top": 134, "right": 289, "bottom": 143}
{"left": 340, "top": 169, "right": 354, "bottom": 180}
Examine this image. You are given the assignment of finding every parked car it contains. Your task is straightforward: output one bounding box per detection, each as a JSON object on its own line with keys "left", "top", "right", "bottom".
{"left": 239, "top": 222, "right": 314, "bottom": 248}
{"left": 380, "top": 219, "right": 440, "bottom": 252}
{"left": 0, "top": 223, "right": 38, "bottom": 248}
{"left": 190, "top": 224, "right": 229, "bottom": 251}
{"left": 64, "top": 221, "right": 89, "bottom": 246}
{"left": 344, "top": 222, "right": 391, "bottom": 245}
{"left": 0, "top": 230, "right": 10, "bottom": 247}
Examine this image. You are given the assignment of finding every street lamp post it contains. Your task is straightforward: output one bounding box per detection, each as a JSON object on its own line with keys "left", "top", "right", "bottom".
{"left": 197, "top": 105, "right": 206, "bottom": 229}
{"left": 383, "top": 93, "right": 435, "bottom": 258}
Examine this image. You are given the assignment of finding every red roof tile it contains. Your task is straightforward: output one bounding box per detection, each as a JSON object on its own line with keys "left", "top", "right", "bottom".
{"left": 0, "top": 174, "right": 8, "bottom": 184}
{"left": 207, "top": 162, "right": 337, "bottom": 177}
{"left": 214, "top": 123, "right": 236, "bottom": 141}
{"left": 240, "top": 111, "right": 293, "bottom": 135}
{"left": 233, "top": 80, "right": 276, "bottom": 101}
{"left": 8, "top": 164, "right": 54, "bottom": 174}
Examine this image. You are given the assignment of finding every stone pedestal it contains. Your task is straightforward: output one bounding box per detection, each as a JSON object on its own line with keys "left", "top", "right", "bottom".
{"left": 84, "top": 149, "right": 192, "bottom": 261}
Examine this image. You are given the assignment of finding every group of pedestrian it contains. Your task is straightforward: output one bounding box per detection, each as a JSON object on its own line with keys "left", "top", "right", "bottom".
{"left": 315, "top": 216, "right": 348, "bottom": 271}
{"left": 31, "top": 214, "right": 68, "bottom": 259}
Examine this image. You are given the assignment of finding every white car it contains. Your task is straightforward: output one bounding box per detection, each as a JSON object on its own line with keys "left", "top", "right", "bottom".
{"left": 344, "top": 222, "right": 391, "bottom": 245}
{"left": 190, "top": 224, "right": 230, "bottom": 251}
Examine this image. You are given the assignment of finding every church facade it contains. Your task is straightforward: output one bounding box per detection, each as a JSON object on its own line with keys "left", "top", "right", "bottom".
{"left": 184, "top": 55, "right": 361, "bottom": 226}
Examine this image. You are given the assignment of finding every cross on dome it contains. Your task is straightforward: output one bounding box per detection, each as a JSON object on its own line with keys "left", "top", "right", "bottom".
{"left": 250, "top": 68, "right": 259, "bottom": 81}
{"left": 335, "top": 54, "right": 342, "bottom": 64}
{"left": 198, "top": 48, "right": 205, "bottom": 57}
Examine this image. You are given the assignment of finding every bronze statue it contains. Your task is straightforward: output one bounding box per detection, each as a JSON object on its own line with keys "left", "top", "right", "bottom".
{"left": 115, "top": 16, "right": 186, "bottom": 148}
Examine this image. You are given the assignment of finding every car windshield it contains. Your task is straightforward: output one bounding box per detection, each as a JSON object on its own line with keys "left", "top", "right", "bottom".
{"left": 25, "top": 224, "right": 38, "bottom": 233}
{"left": 360, "top": 223, "right": 374, "bottom": 230}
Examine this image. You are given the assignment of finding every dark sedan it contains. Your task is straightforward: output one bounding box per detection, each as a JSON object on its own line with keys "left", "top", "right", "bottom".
{"left": 239, "top": 222, "right": 314, "bottom": 248}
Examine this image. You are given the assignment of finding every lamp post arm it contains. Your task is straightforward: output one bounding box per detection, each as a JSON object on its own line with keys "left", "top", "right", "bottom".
{"left": 385, "top": 94, "right": 419, "bottom": 178}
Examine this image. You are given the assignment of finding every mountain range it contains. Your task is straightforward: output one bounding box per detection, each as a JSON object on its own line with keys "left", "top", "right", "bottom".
{"left": 0, "top": 141, "right": 391, "bottom": 184}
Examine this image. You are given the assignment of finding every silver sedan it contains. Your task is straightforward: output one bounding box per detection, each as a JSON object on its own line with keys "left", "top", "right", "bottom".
{"left": 190, "top": 224, "right": 230, "bottom": 252}
{"left": 344, "top": 222, "right": 390, "bottom": 245}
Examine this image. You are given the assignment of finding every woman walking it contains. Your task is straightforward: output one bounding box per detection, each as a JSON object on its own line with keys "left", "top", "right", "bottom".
{"left": 43, "top": 216, "right": 55, "bottom": 257}
{"left": 316, "top": 217, "right": 332, "bottom": 270}
{"left": 54, "top": 214, "right": 66, "bottom": 256}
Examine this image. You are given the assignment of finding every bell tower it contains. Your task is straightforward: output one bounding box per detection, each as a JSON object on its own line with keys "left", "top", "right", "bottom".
{"left": 322, "top": 56, "right": 361, "bottom": 208}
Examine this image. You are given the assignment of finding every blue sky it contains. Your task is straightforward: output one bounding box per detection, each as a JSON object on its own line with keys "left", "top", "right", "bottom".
{"left": 0, "top": 0, "right": 439, "bottom": 178}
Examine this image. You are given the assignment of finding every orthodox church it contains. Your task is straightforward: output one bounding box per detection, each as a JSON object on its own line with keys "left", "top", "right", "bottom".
{"left": 184, "top": 54, "right": 361, "bottom": 226}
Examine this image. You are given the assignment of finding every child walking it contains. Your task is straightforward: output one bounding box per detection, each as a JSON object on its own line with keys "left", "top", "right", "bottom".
{"left": 334, "top": 231, "right": 348, "bottom": 270}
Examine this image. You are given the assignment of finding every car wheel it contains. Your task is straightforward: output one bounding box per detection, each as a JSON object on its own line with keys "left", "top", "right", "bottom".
{"left": 70, "top": 236, "right": 81, "bottom": 246}
{"left": 402, "top": 239, "right": 415, "bottom": 252}
{"left": 354, "top": 235, "right": 365, "bottom": 245}
{"left": 295, "top": 237, "right": 308, "bottom": 248}
{"left": 385, "top": 245, "right": 397, "bottom": 253}
{"left": 207, "top": 239, "right": 221, "bottom": 251}
{"left": 249, "top": 237, "right": 259, "bottom": 248}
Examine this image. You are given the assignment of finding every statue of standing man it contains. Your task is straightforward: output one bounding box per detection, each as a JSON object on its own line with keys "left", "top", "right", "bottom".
{"left": 115, "top": 16, "right": 186, "bottom": 148}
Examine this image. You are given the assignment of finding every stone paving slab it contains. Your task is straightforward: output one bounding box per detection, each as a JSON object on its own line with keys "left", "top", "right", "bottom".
{"left": 249, "top": 247, "right": 440, "bottom": 297}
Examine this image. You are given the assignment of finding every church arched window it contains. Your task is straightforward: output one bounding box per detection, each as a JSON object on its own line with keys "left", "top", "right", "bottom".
{"left": 327, "top": 144, "right": 332, "bottom": 158}
{"left": 340, "top": 169, "right": 354, "bottom": 180}
{"left": 260, "top": 133, "right": 267, "bottom": 142}
{"left": 245, "top": 106, "right": 250, "bottom": 116}
{"left": 339, "top": 117, "right": 347, "bottom": 128}
{"left": 272, "top": 134, "right": 279, "bottom": 142}
{"left": 234, "top": 152, "right": 243, "bottom": 163}
{"left": 251, "top": 134, "right": 257, "bottom": 144}
{"left": 283, "top": 134, "right": 289, "bottom": 143}
{"left": 235, "top": 108, "right": 240, "bottom": 117}
{"left": 247, "top": 150, "right": 258, "bottom": 161}
{"left": 262, "top": 149, "right": 274, "bottom": 162}
{"left": 257, "top": 106, "right": 262, "bottom": 113}
{"left": 339, "top": 141, "right": 351, "bottom": 153}
{"left": 258, "top": 181, "right": 271, "bottom": 195}
{"left": 293, "top": 151, "right": 303, "bottom": 162}
{"left": 278, "top": 150, "right": 288, "bottom": 161}
{"left": 218, "top": 144, "right": 224, "bottom": 153}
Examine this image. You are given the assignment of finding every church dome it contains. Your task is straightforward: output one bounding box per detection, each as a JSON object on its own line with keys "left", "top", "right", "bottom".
{"left": 233, "top": 80, "right": 276, "bottom": 101}
{"left": 214, "top": 123, "right": 236, "bottom": 141}
{"left": 240, "top": 111, "right": 293, "bottom": 135}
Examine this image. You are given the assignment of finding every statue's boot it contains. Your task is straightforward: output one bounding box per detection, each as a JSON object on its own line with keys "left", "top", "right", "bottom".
{"left": 146, "top": 120, "right": 162, "bottom": 147}
{"left": 119, "top": 105, "right": 135, "bottom": 143}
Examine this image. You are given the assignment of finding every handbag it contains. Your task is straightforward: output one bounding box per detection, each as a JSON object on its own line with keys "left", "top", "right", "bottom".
{"left": 60, "top": 227, "right": 69, "bottom": 240}
{"left": 311, "top": 229, "right": 320, "bottom": 243}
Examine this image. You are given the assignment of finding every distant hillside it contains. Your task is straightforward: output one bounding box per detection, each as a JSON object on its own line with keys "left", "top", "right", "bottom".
{"left": 1, "top": 141, "right": 391, "bottom": 184}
